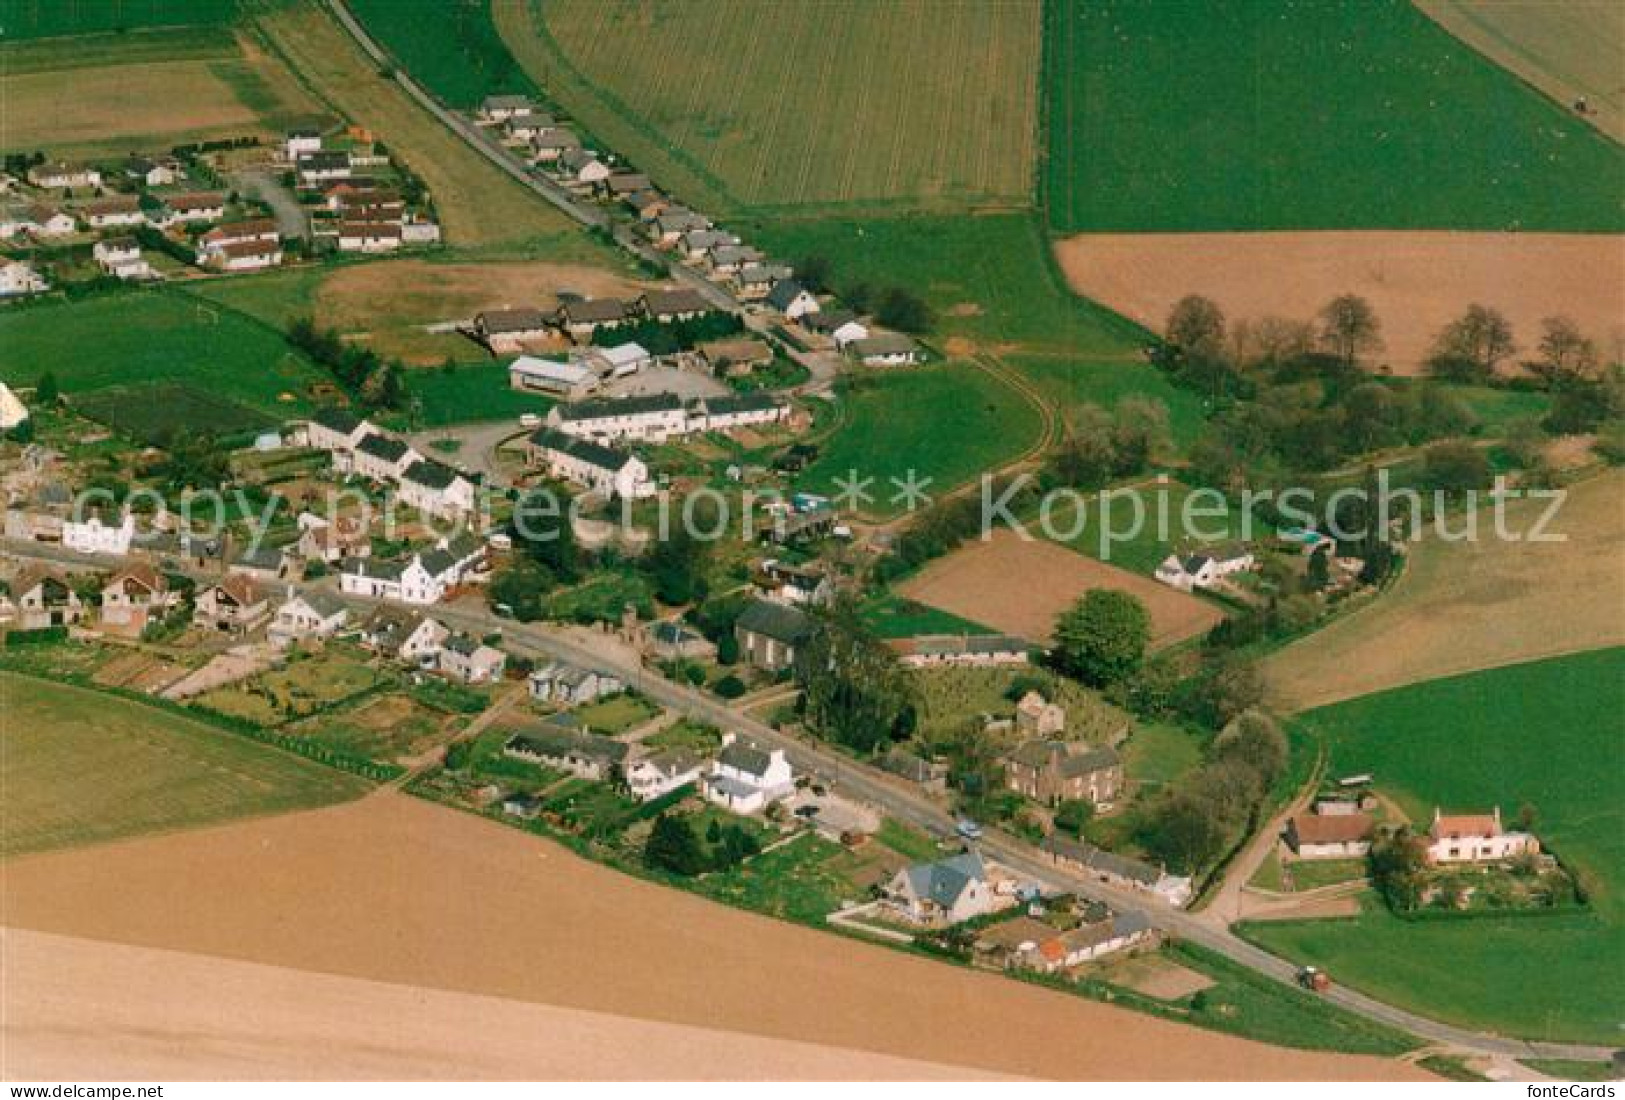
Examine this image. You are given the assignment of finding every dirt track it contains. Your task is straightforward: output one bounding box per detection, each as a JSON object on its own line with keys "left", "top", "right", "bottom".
{"left": 0, "top": 792, "right": 1422, "bottom": 1081}
{"left": 1055, "top": 231, "right": 1624, "bottom": 375}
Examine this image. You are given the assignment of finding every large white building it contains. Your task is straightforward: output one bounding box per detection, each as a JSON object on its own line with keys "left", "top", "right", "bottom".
{"left": 339, "top": 533, "right": 485, "bottom": 605}
{"left": 525, "top": 427, "right": 653, "bottom": 500}
{"left": 547, "top": 392, "right": 688, "bottom": 443}
{"left": 1426, "top": 808, "right": 1539, "bottom": 865}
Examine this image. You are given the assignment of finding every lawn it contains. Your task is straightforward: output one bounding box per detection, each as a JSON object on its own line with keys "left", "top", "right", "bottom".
{"left": 349, "top": 0, "right": 539, "bottom": 109}
{"left": 1120, "top": 722, "right": 1204, "bottom": 790}
{"left": 0, "top": 672, "right": 367, "bottom": 858}
{"left": 568, "top": 692, "right": 660, "bottom": 735}
{"left": 194, "top": 655, "right": 383, "bottom": 727}
{"left": 401, "top": 361, "right": 556, "bottom": 427}
{"left": 1044, "top": 0, "right": 1625, "bottom": 232}
{"left": 0, "top": 0, "right": 236, "bottom": 38}
{"left": 1003, "top": 355, "right": 1209, "bottom": 450}
{"left": 873, "top": 818, "right": 943, "bottom": 864}
{"left": 909, "top": 665, "right": 1129, "bottom": 745}
{"left": 797, "top": 363, "right": 1043, "bottom": 516}
{"left": 1245, "top": 648, "right": 1625, "bottom": 1043}
{"left": 692, "top": 831, "right": 866, "bottom": 926}
{"left": 859, "top": 592, "right": 992, "bottom": 640}
{"left": 0, "top": 290, "right": 326, "bottom": 416}
{"left": 289, "top": 691, "right": 455, "bottom": 766}
{"left": 73, "top": 383, "right": 274, "bottom": 446}
{"left": 497, "top": 0, "right": 1041, "bottom": 214}
{"left": 642, "top": 719, "right": 722, "bottom": 754}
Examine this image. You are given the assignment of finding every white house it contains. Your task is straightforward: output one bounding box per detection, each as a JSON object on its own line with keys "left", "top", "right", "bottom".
{"left": 1426, "top": 808, "right": 1539, "bottom": 865}
{"left": 624, "top": 748, "right": 707, "bottom": 802}
{"left": 1155, "top": 546, "right": 1256, "bottom": 592}
{"left": 553, "top": 148, "right": 611, "bottom": 188}
{"left": 205, "top": 240, "right": 283, "bottom": 272}
{"left": 548, "top": 392, "right": 687, "bottom": 443}
{"left": 398, "top": 460, "right": 476, "bottom": 519}
{"left": 509, "top": 354, "right": 599, "bottom": 399}
{"left": 269, "top": 590, "right": 349, "bottom": 647}
{"left": 765, "top": 279, "right": 819, "bottom": 319}
{"left": 80, "top": 194, "right": 145, "bottom": 229}
{"left": 285, "top": 129, "right": 323, "bottom": 160}
{"left": 359, "top": 607, "right": 447, "bottom": 665}
{"left": 93, "top": 238, "right": 153, "bottom": 280}
{"left": 336, "top": 221, "right": 402, "bottom": 253}
{"left": 438, "top": 633, "right": 507, "bottom": 683}
{"left": 159, "top": 192, "right": 226, "bottom": 225}
{"left": 849, "top": 333, "right": 924, "bottom": 366}
{"left": 885, "top": 852, "right": 1001, "bottom": 926}
{"left": 528, "top": 127, "right": 582, "bottom": 161}
{"left": 528, "top": 662, "right": 621, "bottom": 706}
{"left": 63, "top": 511, "right": 134, "bottom": 555}
{"left": 804, "top": 309, "right": 869, "bottom": 347}
{"left": 525, "top": 427, "right": 654, "bottom": 499}
{"left": 305, "top": 407, "right": 377, "bottom": 455}
{"left": 341, "top": 555, "right": 443, "bottom": 605}
{"left": 125, "top": 155, "right": 179, "bottom": 187}
{"left": 700, "top": 734, "right": 795, "bottom": 814}
{"left": 29, "top": 161, "right": 100, "bottom": 190}
{"left": 351, "top": 432, "right": 422, "bottom": 483}
{"left": 1284, "top": 812, "right": 1375, "bottom": 859}
{"left": 688, "top": 392, "right": 788, "bottom": 433}
{"left": 0, "top": 259, "right": 48, "bottom": 297}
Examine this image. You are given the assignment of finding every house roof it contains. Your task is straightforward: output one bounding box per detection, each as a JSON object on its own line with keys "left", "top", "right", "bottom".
{"left": 605, "top": 172, "right": 650, "bottom": 194}
{"left": 342, "top": 556, "right": 407, "bottom": 581}
{"left": 803, "top": 308, "right": 860, "bottom": 333}
{"left": 1431, "top": 811, "right": 1503, "bottom": 840}
{"left": 765, "top": 280, "right": 811, "bottom": 310}
{"left": 636, "top": 747, "right": 706, "bottom": 780}
{"left": 163, "top": 191, "right": 225, "bottom": 211}
{"left": 734, "top": 599, "right": 814, "bottom": 645}
{"left": 1040, "top": 835, "right": 1161, "bottom": 887}
{"left": 481, "top": 94, "right": 534, "bottom": 111}
{"left": 311, "top": 406, "right": 363, "bottom": 434}
{"left": 355, "top": 432, "right": 412, "bottom": 461}
{"left": 204, "top": 218, "right": 277, "bottom": 241}
{"left": 697, "top": 391, "right": 784, "bottom": 418}
{"left": 557, "top": 391, "right": 682, "bottom": 422}
{"left": 531, "top": 127, "right": 581, "bottom": 149}
{"left": 640, "top": 288, "right": 710, "bottom": 316}
{"left": 561, "top": 298, "right": 629, "bottom": 324}
{"left": 717, "top": 738, "right": 779, "bottom": 779}
{"left": 339, "top": 221, "right": 403, "bottom": 240}
{"left": 527, "top": 427, "right": 636, "bottom": 474}
{"left": 890, "top": 633, "right": 1028, "bottom": 658}
{"left": 106, "top": 563, "right": 165, "bottom": 593}
{"left": 1289, "top": 812, "right": 1375, "bottom": 846}
{"left": 851, "top": 333, "right": 921, "bottom": 357}
{"left": 298, "top": 151, "right": 351, "bottom": 170}
{"left": 214, "top": 239, "right": 281, "bottom": 260}
{"left": 232, "top": 543, "right": 284, "bottom": 571}
{"left": 82, "top": 194, "right": 140, "bottom": 215}
{"left": 900, "top": 852, "right": 987, "bottom": 910}
{"left": 506, "top": 725, "right": 628, "bottom": 765}
{"left": 559, "top": 148, "right": 601, "bottom": 171}
{"left": 211, "top": 575, "right": 261, "bottom": 607}
{"left": 291, "top": 590, "right": 348, "bottom": 619}
{"left": 402, "top": 459, "right": 464, "bottom": 490}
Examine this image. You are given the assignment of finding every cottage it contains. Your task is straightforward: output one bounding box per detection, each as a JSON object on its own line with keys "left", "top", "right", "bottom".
{"left": 765, "top": 279, "right": 819, "bottom": 320}
{"left": 125, "top": 155, "right": 180, "bottom": 187}
{"left": 193, "top": 576, "right": 269, "bottom": 634}
{"left": 644, "top": 619, "right": 717, "bottom": 662}
{"left": 1022, "top": 911, "right": 1155, "bottom": 971}
{"left": 336, "top": 221, "right": 403, "bottom": 253}
{"left": 269, "top": 590, "right": 349, "bottom": 647}
{"left": 1285, "top": 812, "right": 1375, "bottom": 859}
{"left": 688, "top": 392, "right": 788, "bottom": 433}
{"left": 358, "top": 607, "right": 447, "bottom": 664}
{"left": 557, "top": 298, "right": 632, "bottom": 340}
{"left": 79, "top": 193, "right": 144, "bottom": 229}
{"left": 99, "top": 564, "right": 174, "bottom": 634}
{"left": 93, "top": 237, "right": 153, "bottom": 280}
{"left": 1154, "top": 546, "right": 1255, "bottom": 592}
{"left": 733, "top": 599, "right": 814, "bottom": 672}
{"left": 1426, "top": 807, "right": 1538, "bottom": 865}
{"left": 802, "top": 308, "right": 869, "bottom": 347}
{"left": 701, "top": 735, "right": 795, "bottom": 814}
{"left": 849, "top": 333, "right": 924, "bottom": 366}
{"left": 528, "top": 127, "right": 582, "bottom": 161}
{"left": 399, "top": 459, "right": 476, "bottom": 519}
{"left": 478, "top": 94, "right": 537, "bottom": 122}
{"left": 0, "top": 259, "right": 48, "bottom": 297}
{"left": 297, "top": 150, "right": 353, "bottom": 184}
{"left": 339, "top": 553, "right": 452, "bottom": 605}
{"left": 474, "top": 308, "right": 555, "bottom": 353}
{"left": 886, "top": 852, "right": 1000, "bottom": 926}
{"left": 528, "top": 662, "right": 621, "bottom": 706}
{"left": 205, "top": 239, "right": 283, "bottom": 272}
{"left": 600, "top": 172, "right": 651, "bottom": 199}
{"left": 12, "top": 569, "right": 85, "bottom": 630}
{"left": 505, "top": 724, "right": 629, "bottom": 782}
{"left": 62, "top": 511, "right": 134, "bottom": 555}
{"left": 638, "top": 287, "right": 712, "bottom": 323}
{"left": 160, "top": 191, "right": 226, "bottom": 225}
{"left": 28, "top": 161, "right": 101, "bottom": 190}
{"left": 508, "top": 354, "right": 599, "bottom": 399}
{"left": 697, "top": 337, "right": 773, "bottom": 377}
{"left": 548, "top": 392, "right": 687, "bottom": 443}
{"left": 1040, "top": 835, "right": 1193, "bottom": 908}
{"left": 889, "top": 633, "right": 1029, "bottom": 669}
{"left": 1015, "top": 691, "right": 1066, "bottom": 737}
{"left": 352, "top": 432, "right": 422, "bottom": 483}
{"left": 1005, "top": 740, "right": 1122, "bottom": 808}
{"left": 624, "top": 748, "right": 707, "bottom": 802}
{"left": 525, "top": 427, "right": 653, "bottom": 500}
{"left": 555, "top": 148, "right": 611, "bottom": 188}
{"left": 438, "top": 633, "right": 507, "bottom": 684}
{"left": 305, "top": 406, "right": 377, "bottom": 454}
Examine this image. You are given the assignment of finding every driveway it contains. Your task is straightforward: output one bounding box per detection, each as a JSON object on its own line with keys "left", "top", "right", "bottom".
{"left": 406, "top": 421, "right": 528, "bottom": 487}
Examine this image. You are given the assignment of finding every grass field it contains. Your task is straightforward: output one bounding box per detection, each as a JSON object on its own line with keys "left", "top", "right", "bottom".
{"left": 1120, "top": 722, "right": 1204, "bottom": 790}
{"left": 73, "top": 383, "right": 274, "bottom": 445}
{"left": 251, "top": 3, "right": 578, "bottom": 247}
{"left": 0, "top": 0, "right": 235, "bottom": 39}
{"left": 0, "top": 673, "right": 367, "bottom": 859}
{"left": 796, "top": 363, "right": 1043, "bottom": 516}
{"left": 1004, "top": 355, "right": 1208, "bottom": 450}
{"left": 497, "top": 0, "right": 1041, "bottom": 214}
{"left": 349, "top": 0, "right": 540, "bottom": 110}
{"left": 0, "top": 27, "right": 328, "bottom": 158}
{"left": 1044, "top": 0, "right": 1625, "bottom": 233}
{"left": 1246, "top": 648, "right": 1625, "bottom": 1043}
{"left": 0, "top": 290, "right": 326, "bottom": 415}
{"left": 1264, "top": 471, "right": 1625, "bottom": 710}
{"left": 402, "top": 362, "right": 556, "bottom": 427}
{"left": 1036, "top": 481, "right": 1272, "bottom": 577}
{"left": 859, "top": 592, "right": 992, "bottom": 640}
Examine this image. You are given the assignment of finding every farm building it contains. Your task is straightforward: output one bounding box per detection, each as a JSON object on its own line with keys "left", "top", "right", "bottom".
{"left": 888, "top": 633, "right": 1029, "bottom": 668}
{"left": 849, "top": 333, "right": 924, "bottom": 366}
{"left": 505, "top": 724, "right": 629, "bottom": 782}
{"left": 475, "top": 308, "right": 555, "bottom": 353}
{"left": 285, "top": 129, "right": 322, "bottom": 160}
{"left": 529, "top": 127, "right": 583, "bottom": 161}
{"left": 1284, "top": 812, "right": 1375, "bottom": 859}
{"left": 508, "top": 354, "right": 598, "bottom": 399}
{"left": 698, "top": 337, "right": 773, "bottom": 376}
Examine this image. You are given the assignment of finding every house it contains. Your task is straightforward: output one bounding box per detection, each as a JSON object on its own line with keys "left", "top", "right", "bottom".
{"left": 528, "top": 662, "right": 621, "bottom": 706}
{"left": 400, "top": 219, "right": 441, "bottom": 245}
{"left": 525, "top": 427, "right": 654, "bottom": 499}
{"left": 623, "top": 189, "right": 669, "bottom": 221}
{"left": 761, "top": 506, "right": 838, "bottom": 545}
{"left": 556, "top": 298, "right": 631, "bottom": 340}
{"left": 1426, "top": 807, "right": 1539, "bottom": 865}
{"left": 701, "top": 734, "right": 795, "bottom": 814}
{"left": 849, "top": 333, "right": 924, "bottom": 366}
{"left": 688, "top": 392, "right": 789, "bottom": 433}
{"left": 502, "top": 792, "right": 544, "bottom": 820}
{"left": 352, "top": 432, "right": 422, "bottom": 483}
{"left": 438, "top": 633, "right": 507, "bottom": 684}
{"left": 125, "top": 155, "right": 180, "bottom": 187}
{"left": 99, "top": 564, "right": 174, "bottom": 634}
{"left": 228, "top": 542, "right": 288, "bottom": 581}
{"left": 756, "top": 559, "right": 834, "bottom": 606}
{"left": 548, "top": 392, "right": 687, "bottom": 443}
{"left": 204, "top": 239, "right": 284, "bottom": 272}
{"left": 0, "top": 259, "right": 48, "bottom": 297}
{"left": 269, "top": 590, "right": 349, "bottom": 647}
{"left": 193, "top": 576, "right": 269, "bottom": 634}
{"left": 1155, "top": 546, "right": 1255, "bottom": 592}
{"left": 1021, "top": 911, "right": 1154, "bottom": 972}
{"left": 1006, "top": 740, "right": 1122, "bottom": 808}
{"left": 705, "top": 244, "right": 763, "bottom": 276}
{"left": 698, "top": 337, "right": 773, "bottom": 377}
{"left": 728, "top": 263, "right": 786, "bottom": 300}
{"left": 878, "top": 747, "right": 948, "bottom": 795}
{"left": 0, "top": 203, "right": 73, "bottom": 238}
{"left": 644, "top": 619, "right": 718, "bottom": 662}
{"left": 29, "top": 161, "right": 101, "bottom": 190}
{"left": 199, "top": 219, "right": 279, "bottom": 256}
{"left": 624, "top": 748, "right": 707, "bottom": 802}
{"left": 296, "top": 516, "right": 370, "bottom": 563}
{"left": 644, "top": 210, "right": 709, "bottom": 246}
{"left": 336, "top": 221, "right": 403, "bottom": 253}
{"left": 63, "top": 510, "right": 134, "bottom": 555}
{"left": 765, "top": 280, "right": 819, "bottom": 319}
{"left": 285, "top": 129, "right": 323, "bottom": 159}
{"left": 475, "top": 307, "right": 555, "bottom": 353}
{"left": 1040, "top": 835, "right": 1194, "bottom": 908}
{"left": 93, "top": 237, "right": 153, "bottom": 280}
{"left": 358, "top": 607, "right": 447, "bottom": 664}
{"left": 12, "top": 569, "right": 85, "bottom": 630}
{"left": 1015, "top": 691, "right": 1066, "bottom": 737}
{"left": 478, "top": 94, "right": 537, "bottom": 122}
{"left": 0, "top": 381, "right": 28, "bottom": 429}
{"left": 888, "top": 634, "right": 1029, "bottom": 669}
{"left": 324, "top": 184, "right": 402, "bottom": 214}
{"left": 305, "top": 406, "right": 377, "bottom": 454}
{"left": 638, "top": 288, "right": 712, "bottom": 323}
{"left": 398, "top": 460, "right": 476, "bottom": 518}
{"left": 679, "top": 228, "right": 737, "bottom": 262}
{"left": 733, "top": 599, "right": 814, "bottom": 672}
{"left": 297, "top": 151, "right": 352, "bottom": 184}
{"left": 339, "top": 554, "right": 449, "bottom": 605}
{"left": 498, "top": 112, "right": 553, "bottom": 142}
{"left": 504, "top": 724, "right": 629, "bottom": 782}
{"left": 1285, "top": 812, "right": 1376, "bottom": 859}
{"left": 885, "top": 852, "right": 1000, "bottom": 926}
{"left": 599, "top": 172, "right": 651, "bottom": 199}
{"left": 509, "top": 354, "right": 599, "bottom": 399}
{"left": 802, "top": 308, "right": 869, "bottom": 347}
{"left": 555, "top": 148, "right": 611, "bottom": 188}
{"left": 159, "top": 191, "right": 226, "bottom": 225}
{"left": 528, "top": 127, "right": 582, "bottom": 161}
{"left": 79, "top": 194, "right": 144, "bottom": 229}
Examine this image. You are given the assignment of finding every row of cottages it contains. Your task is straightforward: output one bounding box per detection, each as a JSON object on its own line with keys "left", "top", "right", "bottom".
{"left": 307, "top": 408, "right": 477, "bottom": 518}
{"left": 525, "top": 427, "right": 654, "bottom": 500}
{"left": 1040, "top": 834, "right": 1194, "bottom": 909}
{"left": 196, "top": 218, "right": 283, "bottom": 272}
{"left": 701, "top": 734, "right": 796, "bottom": 814}
{"left": 1154, "top": 545, "right": 1255, "bottom": 593}
{"left": 528, "top": 661, "right": 622, "bottom": 706}
{"left": 885, "top": 852, "right": 1007, "bottom": 926}
{"left": 338, "top": 532, "right": 486, "bottom": 606}
{"left": 544, "top": 390, "right": 788, "bottom": 444}
{"left": 887, "top": 633, "right": 1030, "bottom": 669}
{"left": 28, "top": 161, "right": 102, "bottom": 190}
{"left": 732, "top": 599, "right": 814, "bottom": 673}
{"left": 358, "top": 606, "right": 450, "bottom": 666}
{"left": 93, "top": 238, "right": 155, "bottom": 281}
{"left": 505, "top": 723, "right": 629, "bottom": 783}
{"left": 1005, "top": 740, "right": 1124, "bottom": 810}
{"left": 979, "top": 910, "right": 1155, "bottom": 973}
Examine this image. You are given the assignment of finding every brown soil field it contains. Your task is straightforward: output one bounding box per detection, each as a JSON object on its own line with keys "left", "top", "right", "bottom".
{"left": 0, "top": 792, "right": 1421, "bottom": 1081}
{"left": 1264, "top": 470, "right": 1625, "bottom": 710}
{"left": 898, "top": 529, "right": 1223, "bottom": 647}
{"left": 1055, "top": 231, "right": 1625, "bottom": 375}
{"left": 1416, "top": 1, "right": 1625, "bottom": 143}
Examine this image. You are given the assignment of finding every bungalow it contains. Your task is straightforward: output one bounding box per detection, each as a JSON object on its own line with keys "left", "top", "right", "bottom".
{"left": 324, "top": 184, "right": 402, "bottom": 214}
{"left": 63, "top": 510, "right": 134, "bottom": 555}
{"left": 125, "top": 155, "right": 180, "bottom": 187}
{"left": 1285, "top": 812, "right": 1376, "bottom": 859}
{"left": 269, "top": 590, "right": 349, "bottom": 647}
{"left": 729, "top": 263, "right": 789, "bottom": 300}
{"left": 688, "top": 392, "right": 789, "bottom": 433}
{"left": 885, "top": 852, "right": 1000, "bottom": 926}
{"left": 756, "top": 559, "right": 833, "bottom": 606}
{"left": 508, "top": 354, "right": 598, "bottom": 399}
{"left": 199, "top": 219, "right": 279, "bottom": 256}
{"left": 475, "top": 308, "right": 555, "bottom": 353}
{"left": 888, "top": 633, "right": 1029, "bottom": 669}
{"left": 849, "top": 333, "right": 924, "bottom": 366}
{"left": 878, "top": 747, "right": 949, "bottom": 795}
{"left": 228, "top": 542, "right": 289, "bottom": 581}
{"left": 297, "top": 151, "right": 352, "bottom": 184}
{"left": 500, "top": 113, "right": 553, "bottom": 143}
{"left": 352, "top": 432, "right": 422, "bottom": 483}
{"left": 528, "top": 661, "right": 621, "bottom": 706}
{"left": 705, "top": 244, "right": 763, "bottom": 276}
{"left": 336, "top": 221, "right": 403, "bottom": 253}
{"left": 296, "top": 515, "right": 370, "bottom": 563}
{"left": 398, "top": 459, "right": 476, "bottom": 519}
{"left": 29, "top": 161, "right": 101, "bottom": 190}
{"left": 80, "top": 194, "right": 144, "bottom": 229}
{"left": 733, "top": 599, "right": 814, "bottom": 672}
{"left": 285, "top": 129, "right": 323, "bottom": 160}
{"left": 701, "top": 735, "right": 796, "bottom": 814}
{"left": 643, "top": 619, "right": 717, "bottom": 662}
{"left": 697, "top": 337, "right": 773, "bottom": 377}
{"left": 204, "top": 239, "right": 284, "bottom": 272}
{"left": 159, "top": 191, "right": 226, "bottom": 225}
{"left": 0, "top": 259, "right": 48, "bottom": 297}
{"left": 193, "top": 576, "right": 269, "bottom": 634}
{"left": 548, "top": 391, "right": 686, "bottom": 443}
{"left": 556, "top": 297, "right": 632, "bottom": 340}
{"left": 99, "top": 564, "right": 175, "bottom": 634}
{"left": 802, "top": 308, "right": 869, "bottom": 347}
{"left": 478, "top": 94, "right": 538, "bottom": 122}
{"left": 554, "top": 148, "right": 611, "bottom": 188}
{"left": 4, "top": 203, "right": 75, "bottom": 237}
{"left": 1154, "top": 546, "right": 1255, "bottom": 592}
{"left": 599, "top": 172, "right": 651, "bottom": 199}
{"left": 93, "top": 238, "right": 153, "bottom": 280}
{"left": 1022, "top": 911, "right": 1154, "bottom": 972}
{"left": 13, "top": 569, "right": 85, "bottom": 630}
{"left": 1426, "top": 807, "right": 1539, "bottom": 865}
{"left": 525, "top": 427, "right": 654, "bottom": 500}
{"left": 679, "top": 228, "right": 737, "bottom": 262}
{"left": 504, "top": 724, "right": 629, "bottom": 782}
{"left": 1040, "top": 834, "right": 1194, "bottom": 908}
{"left": 638, "top": 287, "right": 712, "bottom": 323}
{"left": 765, "top": 279, "right": 819, "bottom": 320}
{"left": 625, "top": 748, "right": 707, "bottom": 803}
{"left": 644, "top": 210, "right": 709, "bottom": 246}
{"left": 358, "top": 607, "right": 447, "bottom": 665}
{"left": 438, "top": 633, "right": 507, "bottom": 684}
{"left": 1005, "top": 740, "right": 1122, "bottom": 808}
{"left": 528, "top": 127, "right": 582, "bottom": 161}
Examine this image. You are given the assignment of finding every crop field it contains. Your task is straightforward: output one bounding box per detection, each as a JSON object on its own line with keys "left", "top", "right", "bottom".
{"left": 1054, "top": 231, "right": 1625, "bottom": 377}
{"left": 0, "top": 673, "right": 367, "bottom": 859}
{"left": 251, "top": 4, "right": 577, "bottom": 247}
{"left": 1246, "top": 648, "right": 1625, "bottom": 1043}
{"left": 0, "top": 0, "right": 236, "bottom": 39}
{"left": 897, "top": 529, "right": 1223, "bottom": 648}
{"left": 1416, "top": 1, "right": 1625, "bottom": 143}
{"left": 0, "top": 290, "right": 326, "bottom": 415}
{"left": 497, "top": 0, "right": 1041, "bottom": 214}
{"left": 1264, "top": 472, "right": 1625, "bottom": 710}
{"left": 1044, "top": 0, "right": 1625, "bottom": 233}
{"left": 796, "top": 363, "right": 1043, "bottom": 517}
{"left": 349, "top": 0, "right": 540, "bottom": 110}
{"left": 73, "top": 383, "right": 274, "bottom": 445}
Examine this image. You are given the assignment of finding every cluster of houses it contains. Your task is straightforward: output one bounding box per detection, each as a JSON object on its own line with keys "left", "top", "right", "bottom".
{"left": 288, "top": 130, "right": 440, "bottom": 253}
{"left": 478, "top": 285, "right": 715, "bottom": 355}
{"left": 1284, "top": 793, "right": 1540, "bottom": 866}
{"left": 303, "top": 408, "right": 479, "bottom": 521}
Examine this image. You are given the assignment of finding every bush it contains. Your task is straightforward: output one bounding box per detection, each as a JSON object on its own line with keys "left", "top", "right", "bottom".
{"left": 4, "top": 626, "right": 69, "bottom": 646}
{"left": 712, "top": 674, "right": 747, "bottom": 699}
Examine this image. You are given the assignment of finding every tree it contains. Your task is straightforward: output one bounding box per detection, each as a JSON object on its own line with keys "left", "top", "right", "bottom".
{"left": 34, "top": 371, "right": 59, "bottom": 405}
{"left": 511, "top": 488, "right": 580, "bottom": 581}
{"left": 1111, "top": 395, "right": 1172, "bottom": 474}
{"left": 646, "top": 522, "right": 709, "bottom": 605}
{"left": 1305, "top": 545, "right": 1331, "bottom": 591}
{"left": 1317, "top": 294, "right": 1383, "bottom": 369}
{"left": 1212, "top": 711, "right": 1288, "bottom": 789}
{"left": 794, "top": 596, "right": 915, "bottom": 754}
{"left": 796, "top": 255, "right": 834, "bottom": 294}
{"left": 715, "top": 632, "right": 740, "bottom": 665}
{"left": 1530, "top": 316, "right": 1598, "bottom": 384}
{"left": 1423, "top": 439, "right": 1490, "bottom": 495}
{"left": 488, "top": 559, "right": 556, "bottom": 621}
{"left": 1146, "top": 789, "right": 1228, "bottom": 873}
{"left": 1341, "top": 381, "right": 1401, "bottom": 453}
{"left": 1369, "top": 828, "right": 1430, "bottom": 911}
{"left": 1049, "top": 405, "right": 1116, "bottom": 489}
{"left": 644, "top": 813, "right": 708, "bottom": 876}
{"left": 1051, "top": 590, "right": 1151, "bottom": 688}
{"left": 875, "top": 287, "right": 933, "bottom": 334}
{"left": 1165, "top": 295, "right": 1227, "bottom": 361}
{"left": 1427, "top": 304, "right": 1515, "bottom": 382}
{"left": 1053, "top": 798, "right": 1095, "bottom": 837}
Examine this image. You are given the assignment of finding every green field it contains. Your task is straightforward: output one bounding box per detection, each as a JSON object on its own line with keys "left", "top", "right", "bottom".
{"left": 349, "top": 0, "right": 539, "bottom": 109}
{"left": 0, "top": 0, "right": 236, "bottom": 39}
{"left": 0, "top": 673, "right": 367, "bottom": 858}
{"left": 74, "top": 383, "right": 274, "bottom": 445}
{"left": 499, "top": 0, "right": 1041, "bottom": 214}
{"left": 1120, "top": 721, "right": 1204, "bottom": 789}
{"left": 1245, "top": 648, "right": 1625, "bottom": 1043}
{"left": 798, "top": 362, "right": 1043, "bottom": 515}
{"left": 859, "top": 592, "right": 992, "bottom": 640}
{"left": 0, "top": 291, "right": 325, "bottom": 416}
{"left": 1007, "top": 354, "right": 1209, "bottom": 449}
{"left": 1044, "top": 0, "right": 1625, "bottom": 232}
{"left": 401, "top": 362, "right": 556, "bottom": 427}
